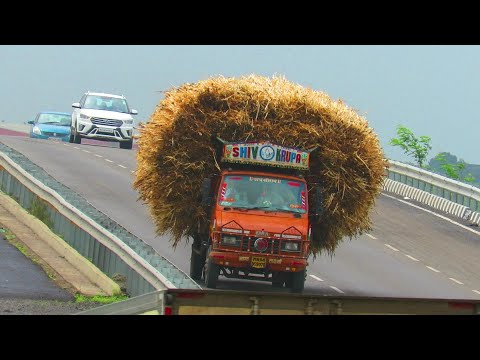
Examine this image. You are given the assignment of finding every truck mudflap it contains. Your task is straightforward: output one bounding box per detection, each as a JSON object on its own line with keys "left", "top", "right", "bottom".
{"left": 209, "top": 251, "right": 307, "bottom": 272}
{"left": 76, "top": 289, "right": 480, "bottom": 315}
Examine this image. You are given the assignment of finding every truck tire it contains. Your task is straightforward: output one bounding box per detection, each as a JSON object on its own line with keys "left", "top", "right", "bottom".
{"left": 189, "top": 244, "right": 205, "bottom": 280}
{"left": 271, "top": 272, "right": 285, "bottom": 288}
{"left": 205, "top": 254, "right": 219, "bottom": 289}
{"left": 272, "top": 281, "right": 284, "bottom": 288}
{"left": 120, "top": 139, "right": 133, "bottom": 149}
{"left": 290, "top": 270, "right": 306, "bottom": 293}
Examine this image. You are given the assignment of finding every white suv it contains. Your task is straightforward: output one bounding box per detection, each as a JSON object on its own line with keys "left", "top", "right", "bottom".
{"left": 70, "top": 91, "right": 138, "bottom": 149}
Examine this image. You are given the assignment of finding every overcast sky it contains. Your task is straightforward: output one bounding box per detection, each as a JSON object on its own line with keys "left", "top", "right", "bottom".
{"left": 0, "top": 45, "right": 477, "bottom": 164}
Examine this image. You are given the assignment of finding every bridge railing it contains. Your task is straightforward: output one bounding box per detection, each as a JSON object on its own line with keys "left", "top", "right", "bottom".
{"left": 385, "top": 160, "right": 480, "bottom": 225}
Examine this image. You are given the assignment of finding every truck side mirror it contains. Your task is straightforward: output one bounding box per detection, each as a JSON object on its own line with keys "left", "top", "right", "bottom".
{"left": 201, "top": 178, "right": 212, "bottom": 206}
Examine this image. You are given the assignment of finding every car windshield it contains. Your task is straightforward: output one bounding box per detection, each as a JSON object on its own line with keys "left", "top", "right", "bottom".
{"left": 218, "top": 175, "right": 307, "bottom": 214}
{"left": 83, "top": 95, "right": 129, "bottom": 113}
{"left": 37, "top": 113, "right": 71, "bottom": 126}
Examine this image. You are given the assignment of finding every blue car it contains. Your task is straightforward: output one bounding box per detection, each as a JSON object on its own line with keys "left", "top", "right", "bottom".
{"left": 28, "top": 111, "right": 72, "bottom": 142}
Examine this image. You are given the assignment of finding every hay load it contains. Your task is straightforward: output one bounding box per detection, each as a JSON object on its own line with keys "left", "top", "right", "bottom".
{"left": 134, "top": 74, "right": 387, "bottom": 256}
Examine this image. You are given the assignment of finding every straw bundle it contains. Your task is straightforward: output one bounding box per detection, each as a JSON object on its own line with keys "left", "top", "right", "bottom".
{"left": 134, "top": 74, "right": 387, "bottom": 256}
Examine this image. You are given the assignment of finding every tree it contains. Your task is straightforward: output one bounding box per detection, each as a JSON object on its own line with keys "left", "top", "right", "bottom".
{"left": 433, "top": 152, "right": 476, "bottom": 183}
{"left": 390, "top": 125, "right": 432, "bottom": 168}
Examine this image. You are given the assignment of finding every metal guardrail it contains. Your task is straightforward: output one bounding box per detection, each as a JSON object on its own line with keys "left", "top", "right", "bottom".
{"left": 0, "top": 143, "right": 200, "bottom": 297}
{"left": 78, "top": 288, "right": 480, "bottom": 315}
{"left": 77, "top": 290, "right": 166, "bottom": 315}
{"left": 386, "top": 160, "right": 480, "bottom": 226}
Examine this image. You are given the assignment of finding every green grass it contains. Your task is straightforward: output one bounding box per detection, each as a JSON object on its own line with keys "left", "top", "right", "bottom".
{"left": 75, "top": 294, "right": 129, "bottom": 304}
{"left": 29, "top": 198, "right": 54, "bottom": 230}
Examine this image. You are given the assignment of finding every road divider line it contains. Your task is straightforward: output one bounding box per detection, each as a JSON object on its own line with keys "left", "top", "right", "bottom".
{"left": 426, "top": 266, "right": 440, "bottom": 273}
{"left": 95, "top": 154, "right": 102, "bottom": 158}
{"left": 117, "top": 164, "right": 126, "bottom": 169}
{"left": 449, "top": 277, "right": 464, "bottom": 285}
{"left": 82, "top": 150, "right": 90, "bottom": 153}
{"left": 131, "top": 170, "right": 135, "bottom": 174}
{"left": 105, "top": 159, "right": 113, "bottom": 163}
{"left": 309, "top": 274, "right": 324, "bottom": 282}
{"left": 366, "top": 234, "right": 377, "bottom": 240}
{"left": 384, "top": 244, "right": 399, "bottom": 252}
{"left": 405, "top": 254, "right": 419, "bottom": 261}
{"left": 382, "top": 193, "right": 480, "bottom": 236}
{"left": 473, "top": 290, "right": 480, "bottom": 295}
{"left": 73, "top": 147, "right": 80, "bottom": 150}
{"left": 63, "top": 144, "right": 69, "bottom": 146}
{"left": 330, "top": 286, "right": 344, "bottom": 294}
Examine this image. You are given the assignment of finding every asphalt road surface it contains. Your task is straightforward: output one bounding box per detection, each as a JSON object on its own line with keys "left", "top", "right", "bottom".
{"left": 1, "top": 134, "right": 479, "bottom": 300}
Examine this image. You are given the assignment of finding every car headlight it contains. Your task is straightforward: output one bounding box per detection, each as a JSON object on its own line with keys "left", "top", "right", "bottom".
{"left": 79, "top": 114, "right": 91, "bottom": 120}
{"left": 221, "top": 235, "right": 241, "bottom": 247}
{"left": 282, "top": 241, "right": 300, "bottom": 252}
{"left": 32, "top": 126, "right": 42, "bottom": 135}
{"left": 124, "top": 119, "right": 133, "bottom": 124}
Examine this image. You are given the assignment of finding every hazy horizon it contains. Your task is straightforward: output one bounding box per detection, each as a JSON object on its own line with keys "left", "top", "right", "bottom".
{"left": 0, "top": 45, "right": 477, "bottom": 164}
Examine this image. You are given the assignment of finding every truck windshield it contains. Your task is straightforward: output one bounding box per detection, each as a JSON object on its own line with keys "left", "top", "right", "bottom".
{"left": 218, "top": 175, "right": 307, "bottom": 214}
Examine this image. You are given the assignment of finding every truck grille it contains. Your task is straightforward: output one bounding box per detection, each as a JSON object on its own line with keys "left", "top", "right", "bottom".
{"left": 241, "top": 237, "right": 280, "bottom": 254}
{"left": 91, "top": 118, "right": 123, "bottom": 127}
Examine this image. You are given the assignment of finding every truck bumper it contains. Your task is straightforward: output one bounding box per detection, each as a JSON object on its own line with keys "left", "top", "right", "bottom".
{"left": 209, "top": 251, "right": 307, "bottom": 272}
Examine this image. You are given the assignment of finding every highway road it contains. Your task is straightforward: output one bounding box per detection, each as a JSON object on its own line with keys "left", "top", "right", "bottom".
{"left": 1, "top": 135, "right": 480, "bottom": 299}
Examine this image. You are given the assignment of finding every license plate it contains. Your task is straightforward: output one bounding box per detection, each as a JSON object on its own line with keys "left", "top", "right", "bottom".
{"left": 251, "top": 256, "right": 266, "bottom": 268}
{"left": 48, "top": 137, "right": 62, "bottom": 141}
{"left": 100, "top": 127, "right": 114, "bottom": 133}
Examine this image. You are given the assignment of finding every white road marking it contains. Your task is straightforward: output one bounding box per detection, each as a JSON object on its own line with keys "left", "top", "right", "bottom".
{"left": 472, "top": 290, "right": 480, "bottom": 295}
{"left": 118, "top": 164, "right": 126, "bottom": 169}
{"left": 131, "top": 170, "right": 135, "bottom": 174}
{"left": 384, "top": 244, "right": 399, "bottom": 252}
{"left": 82, "top": 150, "right": 90, "bottom": 153}
{"left": 382, "top": 193, "right": 480, "bottom": 236}
{"left": 73, "top": 147, "right": 80, "bottom": 150}
{"left": 449, "top": 278, "right": 464, "bottom": 285}
{"left": 63, "top": 143, "right": 69, "bottom": 146}
{"left": 366, "top": 234, "right": 377, "bottom": 240}
{"left": 330, "top": 286, "right": 344, "bottom": 294}
{"left": 426, "top": 266, "right": 440, "bottom": 273}
{"left": 405, "top": 254, "right": 419, "bottom": 261}
{"left": 95, "top": 154, "right": 102, "bottom": 158}
{"left": 105, "top": 159, "right": 113, "bottom": 163}
{"left": 309, "top": 274, "right": 324, "bottom": 282}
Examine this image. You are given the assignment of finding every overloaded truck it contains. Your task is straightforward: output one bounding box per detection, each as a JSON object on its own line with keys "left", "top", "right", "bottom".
{"left": 190, "top": 138, "right": 321, "bottom": 293}
{"left": 134, "top": 75, "right": 387, "bottom": 295}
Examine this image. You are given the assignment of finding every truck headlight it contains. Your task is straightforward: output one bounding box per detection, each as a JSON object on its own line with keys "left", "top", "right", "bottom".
{"left": 124, "top": 119, "right": 133, "bottom": 124}
{"left": 79, "top": 114, "right": 91, "bottom": 120}
{"left": 222, "top": 235, "right": 241, "bottom": 247}
{"left": 32, "top": 126, "right": 42, "bottom": 135}
{"left": 282, "top": 241, "right": 300, "bottom": 252}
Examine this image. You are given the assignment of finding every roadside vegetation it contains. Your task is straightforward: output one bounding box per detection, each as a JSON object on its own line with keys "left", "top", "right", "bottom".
{"left": 75, "top": 294, "right": 129, "bottom": 304}
{"left": 390, "top": 125, "right": 477, "bottom": 186}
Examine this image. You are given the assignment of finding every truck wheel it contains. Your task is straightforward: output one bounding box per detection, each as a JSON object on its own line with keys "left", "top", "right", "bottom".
{"left": 69, "top": 132, "right": 74, "bottom": 143}
{"left": 189, "top": 244, "right": 205, "bottom": 280}
{"left": 271, "top": 272, "right": 285, "bottom": 288}
{"left": 120, "top": 139, "right": 133, "bottom": 149}
{"left": 272, "top": 281, "right": 284, "bottom": 288}
{"left": 205, "top": 256, "right": 219, "bottom": 289}
{"left": 290, "top": 270, "right": 306, "bottom": 293}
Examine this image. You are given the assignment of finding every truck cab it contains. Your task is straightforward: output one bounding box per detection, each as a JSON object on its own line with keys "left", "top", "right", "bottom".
{"left": 190, "top": 140, "right": 320, "bottom": 293}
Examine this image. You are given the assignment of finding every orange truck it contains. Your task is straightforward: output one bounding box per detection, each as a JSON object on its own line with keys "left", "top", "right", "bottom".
{"left": 189, "top": 138, "right": 321, "bottom": 293}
